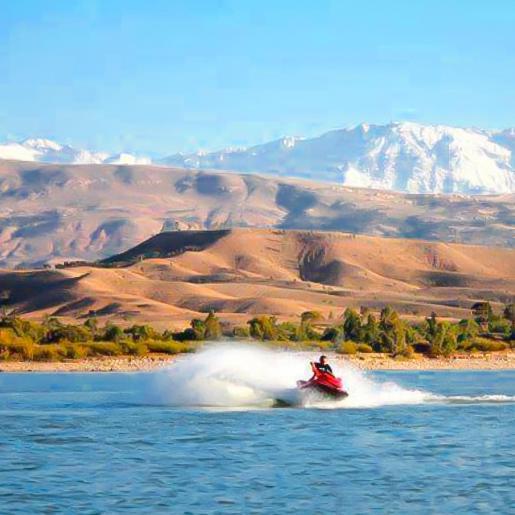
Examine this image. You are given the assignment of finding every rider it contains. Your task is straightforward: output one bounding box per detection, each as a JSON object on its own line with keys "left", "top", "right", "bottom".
{"left": 311, "top": 355, "right": 334, "bottom": 376}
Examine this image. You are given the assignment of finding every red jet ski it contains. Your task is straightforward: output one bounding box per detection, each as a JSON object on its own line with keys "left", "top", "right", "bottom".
{"left": 297, "top": 362, "right": 348, "bottom": 400}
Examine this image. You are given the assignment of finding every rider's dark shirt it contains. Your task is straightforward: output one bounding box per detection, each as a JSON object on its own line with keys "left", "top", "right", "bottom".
{"left": 315, "top": 363, "right": 333, "bottom": 374}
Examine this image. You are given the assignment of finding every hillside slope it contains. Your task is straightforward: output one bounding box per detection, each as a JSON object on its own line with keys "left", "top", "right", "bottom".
{"left": 1, "top": 229, "right": 513, "bottom": 328}
{"left": 0, "top": 160, "right": 513, "bottom": 268}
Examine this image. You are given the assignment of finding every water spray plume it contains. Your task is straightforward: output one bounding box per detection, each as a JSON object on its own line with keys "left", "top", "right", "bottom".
{"left": 149, "top": 343, "right": 433, "bottom": 409}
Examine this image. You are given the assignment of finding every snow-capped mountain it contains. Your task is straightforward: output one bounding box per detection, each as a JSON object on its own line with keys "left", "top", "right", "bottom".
{"left": 162, "top": 122, "right": 515, "bottom": 194}
{"left": 0, "top": 137, "right": 147, "bottom": 166}
{"left": 104, "top": 153, "right": 151, "bottom": 165}
{"left": 1, "top": 122, "right": 515, "bottom": 194}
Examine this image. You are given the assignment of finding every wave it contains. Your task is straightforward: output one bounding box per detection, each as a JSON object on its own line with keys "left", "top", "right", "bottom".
{"left": 431, "top": 394, "right": 515, "bottom": 404}
{"left": 147, "top": 343, "right": 432, "bottom": 409}
{"left": 146, "top": 343, "right": 515, "bottom": 409}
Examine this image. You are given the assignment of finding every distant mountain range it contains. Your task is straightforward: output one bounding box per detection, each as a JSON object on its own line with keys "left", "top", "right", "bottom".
{"left": 1, "top": 122, "right": 515, "bottom": 194}
{"left": 0, "top": 138, "right": 151, "bottom": 166}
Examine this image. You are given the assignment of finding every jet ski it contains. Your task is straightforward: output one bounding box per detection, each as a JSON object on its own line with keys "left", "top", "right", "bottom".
{"left": 297, "top": 363, "right": 348, "bottom": 400}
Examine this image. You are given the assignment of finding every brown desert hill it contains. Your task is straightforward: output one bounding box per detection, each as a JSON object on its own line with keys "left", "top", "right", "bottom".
{"left": 0, "top": 159, "right": 513, "bottom": 268}
{"left": 1, "top": 229, "right": 513, "bottom": 329}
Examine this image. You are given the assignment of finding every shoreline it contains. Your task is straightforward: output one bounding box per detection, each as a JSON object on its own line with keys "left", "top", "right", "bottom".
{"left": 1, "top": 352, "right": 514, "bottom": 373}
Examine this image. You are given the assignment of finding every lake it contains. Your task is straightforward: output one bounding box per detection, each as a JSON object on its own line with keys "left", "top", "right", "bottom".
{"left": 1, "top": 359, "right": 514, "bottom": 513}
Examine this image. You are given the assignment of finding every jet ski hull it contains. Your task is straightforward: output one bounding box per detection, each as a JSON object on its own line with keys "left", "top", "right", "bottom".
{"left": 297, "top": 370, "right": 348, "bottom": 400}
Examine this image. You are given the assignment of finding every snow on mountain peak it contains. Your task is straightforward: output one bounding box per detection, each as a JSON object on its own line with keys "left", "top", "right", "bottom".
{"left": 162, "top": 122, "right": 515, "bottom": 194}
{"left": 0, "top": 137, "right": 150, "bottom": 167}
{"left": 1, "top": 123, "right": 515, "bottom": 194}
{"left": 22, "top": 137, "right": 63, "bottom": 151}
{"left": 104, "top": 153, "right": 151, "bottom": 165}
{"left": 281, "top": 136, "right": 297, "bottom": 149}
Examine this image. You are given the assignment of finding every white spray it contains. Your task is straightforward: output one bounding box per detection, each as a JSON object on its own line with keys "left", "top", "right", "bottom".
{"left": 148, "top": 343, "right": 433, "bottom": 409}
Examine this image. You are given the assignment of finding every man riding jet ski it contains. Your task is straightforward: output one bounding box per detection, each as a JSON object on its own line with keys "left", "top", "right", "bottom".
{"left": 297, "top": 355, "right": 348, "bottom": 399}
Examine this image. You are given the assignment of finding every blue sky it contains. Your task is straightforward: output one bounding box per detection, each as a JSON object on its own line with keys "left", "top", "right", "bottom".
{"left": 1, "top": 0, "right": 514, "bottom": 155}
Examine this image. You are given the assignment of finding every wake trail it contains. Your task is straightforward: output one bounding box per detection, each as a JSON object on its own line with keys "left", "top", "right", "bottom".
{"left": 143, "top": 344, "right": 514, "bottom": 409}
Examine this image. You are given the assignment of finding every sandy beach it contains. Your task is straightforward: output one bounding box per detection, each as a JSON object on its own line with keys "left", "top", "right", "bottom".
{"left": 1, "top": 351, "right": 514, "bottom": 373}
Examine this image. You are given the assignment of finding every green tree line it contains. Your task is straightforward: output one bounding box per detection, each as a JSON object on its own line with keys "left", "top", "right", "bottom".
{"left": 0, "top": 302, "right": 513, "bottom": 361}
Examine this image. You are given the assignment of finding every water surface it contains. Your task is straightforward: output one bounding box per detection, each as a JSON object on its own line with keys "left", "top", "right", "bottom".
{"left": 0, "top": 370, "right": 514, "bottom": 513}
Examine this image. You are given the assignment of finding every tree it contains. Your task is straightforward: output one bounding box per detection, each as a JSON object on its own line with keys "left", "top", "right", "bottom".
{"left": 300, "top": 311, "right": 323, "bottom": 324}
{"left": 503, "top": 304, "right": 515, "bottom": 339}
{"left": 457, "top": 319, "right": 479, "bottom": 343}
{"left": 426, "top": 312, "right": 438, "bottom": 340}
{"left": 342, "top": 308, "right": 361, "bottom": 341}
{"left": 428, "top": 322, "right": 457, "bottom": 357}
{"left": 296, "top": 311, "right": 323, "bottom": 341}
{"left": 125, "top": 324, "right": 159, "bottom": 341}
{"left": 204, "top": 312, "right": 222, "bottom": 340}
{"left": 46, "top": 323, "right": 91, "bottom": 343}
{"left": 84, "top": 317, "right": 98, "bottom": 335}
{"left": 104, "top": 323, "right": 124, "bottom": 342}
{"left": 361, "top": 313, "right": 380, "bottom": 346}
{"left": 378, "top": 306, "right": 406, "bottom": 355}
{"left": 471, "top": 302, "right": 493, "bottom": 329}
{"left": 247, "top": 316, "right": 280, "bottom": 340}
{"left": 0, "top": 313, "right": 46, "bottom": 343}
{"left": 321, "top": 326, "right": 343, "bottom": 343}
{"left": 190, "top": 319, "right": 207, "bottom": 340}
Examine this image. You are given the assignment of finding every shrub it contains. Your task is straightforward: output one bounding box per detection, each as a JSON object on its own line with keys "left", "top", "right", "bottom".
{"left": 204, "top": 312, "right": 222, "bottom": 340}
{"left": 337, "top": 341, "right": 357, "bottom": 355}
{"left": 33, "top": 344, "right": 66, "bottom": 361}
{"left": 0, "top": 329, "right": 35, "bottom": 360}
{"left": 397, "top": 345, "right": 415, "bottom": 359}
{"left": 321, "top": 326, "right": 342, "bottom": 342}
{"left": 413, "top": 341, "right": 431, "bottom": 354}
{"left": 248, "top": 316, "right": 281, "bottom": 341}
{"left": 0, "top": 340, "right": 35, "bottom": 360}
{"left": 300, "top": 311, "right": 323, "bottom": 324}
{"left": 0, "top": 315, "right": 46, "bottom": 342}
{"left": 315, "top": 340, "right": 334, "bottom": 350}
{"left": 124, "top": 324, "right": 159, "bottom": 341}
{"left": 356, "top": 343, "right": 373, "bottom": 353}
{"left": 462, "top": 338, "right": 508, "bottom": 352}
{"left": 233, "top": 326, "right": 250, "bottom": 338}
{"left": 103, "top": 324, "right": 125, "bottom": 342}
{"left": 86, "top": 342, "right": 124, "bottom": 356}
{"left": 45, "top": 324, "right": 91, "bottom": 343}
{"left": 120, "top": 340, "right": 148, "bottom": 356}
{"left": 488, "top": 318, "right": 511, "bottom": 336}
{"left": 64, "top": 344, "right": 90, "bottom": 359}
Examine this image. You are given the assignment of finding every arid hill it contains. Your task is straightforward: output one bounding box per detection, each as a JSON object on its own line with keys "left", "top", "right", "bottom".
{"left": 1, "top": 229, "right": 513, "bottom": 329}
{"left": 0, "top": 159, "right": 513, "bottom": 268}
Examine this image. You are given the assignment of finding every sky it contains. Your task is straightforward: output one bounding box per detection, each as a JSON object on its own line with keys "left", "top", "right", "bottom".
{"left": 1, "top": 0, "right": 515, "bottom": 155}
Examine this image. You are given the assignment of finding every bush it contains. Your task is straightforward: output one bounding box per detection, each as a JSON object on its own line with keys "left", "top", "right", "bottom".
{"left": 0, "top": 329, "right": 35, "bottom": 360}
{"left": 461, "top": 338, "right": 508, "bottom": 352}
{"left": 356, "top": 343, "right": 373, "bottom": 353}
{"left": 397, "top": 345, "right": 415, "bottom": 359}
{"left": 0, "top": 340, "right": 35, "bottom": 360}
{"left": 124, "top": 324, "right": 160, "bottom": 341}
{"left": 64, "top": 344, "right": 90, "bottom": 359}
{"left": 233, "top": 326, "right": 250, "bottom": 338}
{"left": 86, "top": 342, "right": 124, "bottom": 356}
{"left": 488, "top": 318, "right": 511, "bottom": 336}
{"left": 103, "top": 324, "right": 125, "bottom": 342}
{"left": 45, "top": 324, "right": 91, "bottom": 343}
{"left": 412, "top": 341, "right": 431, "bottom": 354}
{"left": 120, "top": 340, "right": 148, "bottom": 356}
{"left": 337, "top": 341, "right": 357, "bottom": 355}
{"left": 33, "top": 344, "right": 66, "bottom": 361}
